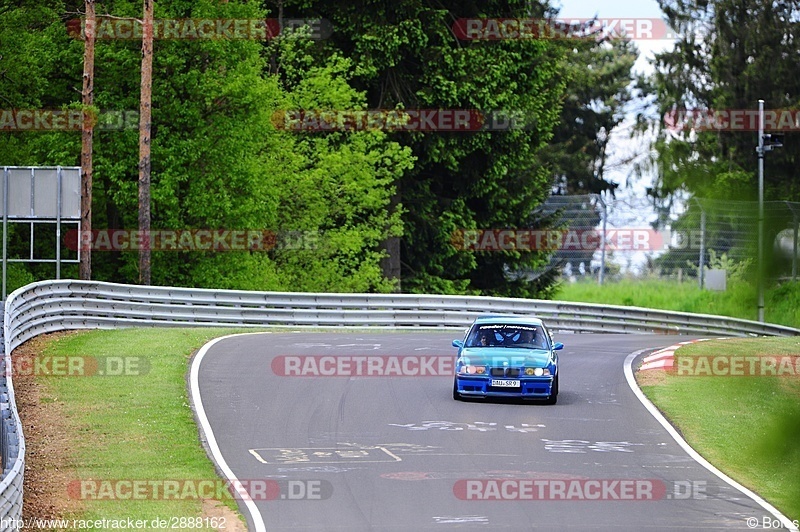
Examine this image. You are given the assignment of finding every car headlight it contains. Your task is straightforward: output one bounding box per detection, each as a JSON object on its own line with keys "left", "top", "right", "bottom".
{"left": 458, "top": 365, "right": 487, "bottom": 375}
{"left": 525, "top": 367, "right": 550, "bottom": 376}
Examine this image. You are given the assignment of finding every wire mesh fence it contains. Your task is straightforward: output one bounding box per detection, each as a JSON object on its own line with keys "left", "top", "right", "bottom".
{"left": 532, "top": 194, "right": 800, "bottom": 285}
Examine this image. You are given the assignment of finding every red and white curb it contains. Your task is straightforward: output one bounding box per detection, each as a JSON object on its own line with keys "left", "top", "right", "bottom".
{"left": 638, "top": 338, "right": 724, "bottom": 371}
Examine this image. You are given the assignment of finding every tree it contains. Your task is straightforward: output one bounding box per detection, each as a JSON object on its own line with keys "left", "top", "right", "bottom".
{"left": 639, "top": 0, "right": 800, "bottom": 276}
{"left": 1, "top": 0, "right": 411, "bottom": 292}
{"left": 138, "top": 0, "right": 153, "bottom": 284}
{"left": 271, "top": 0, "right": 569, "bottom": 297}
{"left": 80, "top": 0, "right": 96, "bottom": 280}
{"left": 543, "top": 32, "right": 637, "bottom": 278}
{"left": 546, "top": 35, "right": 637, "bottom": 196}
{"left": 642, "top": 0, "right": 800, "bottom": 204}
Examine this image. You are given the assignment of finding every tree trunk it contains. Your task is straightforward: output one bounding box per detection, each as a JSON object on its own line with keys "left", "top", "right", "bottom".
{"left": 80, "top": 0, "right": 95, "bottom": 280}
{"left": 380, "top": 190, "right": 402, "bottom": 291}
{"left": 138, "top": 0, "right": 154, "bottom": 284}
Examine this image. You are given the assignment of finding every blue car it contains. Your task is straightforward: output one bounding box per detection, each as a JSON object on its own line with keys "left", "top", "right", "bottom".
{"left": 452, "top": 315, "right": 563, "bottom": 404}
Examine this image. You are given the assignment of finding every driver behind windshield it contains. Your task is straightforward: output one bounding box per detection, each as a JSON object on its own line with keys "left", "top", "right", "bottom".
{"left": 518, "top": 330, "right": 534, "bottom": 345}
{"left": 478, "top": 329, "right": 495, "bottom": 346}
{"left": 467, "top": 328, "right": 495, "bottom": 347}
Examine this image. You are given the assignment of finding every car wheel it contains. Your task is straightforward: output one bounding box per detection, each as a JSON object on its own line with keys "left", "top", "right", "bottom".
{"left": 543, "top": 375, "right": 558, "bottom": 405}
{"left": 453, "top": 379, "right": 461, "bottom": 401}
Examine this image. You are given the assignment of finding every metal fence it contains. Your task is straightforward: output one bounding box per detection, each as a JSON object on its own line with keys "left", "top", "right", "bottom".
{"left": 537, "top": 194, "right": 800, "bottom": 285}
{"left": 0, "top": 302, "right": 23, "bottom": 529}
{"left": 1, "top": 279, "right": 799, "bottom": 526}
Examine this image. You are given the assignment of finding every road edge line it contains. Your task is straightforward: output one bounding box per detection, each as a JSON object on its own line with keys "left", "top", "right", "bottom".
{"left": 189, "top": 333, "right": 268, "bottom": 532}
{"left": 624, "top": 346, "right": 799, "bottom": 532}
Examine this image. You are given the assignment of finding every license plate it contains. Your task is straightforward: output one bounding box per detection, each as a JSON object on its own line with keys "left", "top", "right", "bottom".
{"left": 491, "top": 379, "right": 520, "bottom": 388}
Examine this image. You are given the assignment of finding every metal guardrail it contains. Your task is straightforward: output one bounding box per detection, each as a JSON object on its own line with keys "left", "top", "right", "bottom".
{"left": 0, "top": 299, "right": 23, "bottom": 529}
{"left": 1, "top": 279, "right": 799, "bottom": 525}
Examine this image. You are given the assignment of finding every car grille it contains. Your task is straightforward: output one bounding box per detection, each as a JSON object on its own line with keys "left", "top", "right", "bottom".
{"left": 490, "top": 367, "right": 521, "bottom": 378}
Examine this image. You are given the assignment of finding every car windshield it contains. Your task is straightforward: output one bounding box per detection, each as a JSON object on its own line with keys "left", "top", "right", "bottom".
{"left": 465, "top": 324, "right": 547, "bottom": 349}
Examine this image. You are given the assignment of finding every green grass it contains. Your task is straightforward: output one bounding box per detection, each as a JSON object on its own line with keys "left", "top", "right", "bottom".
{"left": 640, "top": 337, "right": 800, "bottom": 521}
{"left": 554, "top": 278, "right": 800, "bottom": 328}
{"left": 31, "top": 327, "right": 268, "bottom": 529}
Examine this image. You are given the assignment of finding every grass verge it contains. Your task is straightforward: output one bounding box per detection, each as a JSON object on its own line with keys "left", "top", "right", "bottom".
{"left": 555, "top": 278, "right": 800, "bottom": 328}
{"left": 638, "top": 336, "right": 800, "bottom": 521}
{"left": 19, "top": 327, "right": 267, "bottom": 530}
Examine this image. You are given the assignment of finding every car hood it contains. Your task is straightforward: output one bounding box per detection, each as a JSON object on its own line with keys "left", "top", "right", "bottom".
{"left": 457, "top": 347, "right": 553, "bottom": 368}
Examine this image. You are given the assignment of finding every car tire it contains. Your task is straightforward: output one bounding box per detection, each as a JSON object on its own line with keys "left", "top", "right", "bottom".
{"left": 543, "top": 375, "right": 558, "bottom": 405}
{"left": 453, "top": 379, "right": 461, "bottom": 401}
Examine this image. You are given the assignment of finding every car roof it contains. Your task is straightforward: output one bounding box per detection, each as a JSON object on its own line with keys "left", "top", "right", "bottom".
{"left": 471, "top": 315, "right": 544, "bottom": 327}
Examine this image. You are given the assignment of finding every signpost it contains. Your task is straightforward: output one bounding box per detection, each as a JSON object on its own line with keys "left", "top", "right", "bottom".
{"left": 1, "top": 167, "right": 81, "bottom": 299}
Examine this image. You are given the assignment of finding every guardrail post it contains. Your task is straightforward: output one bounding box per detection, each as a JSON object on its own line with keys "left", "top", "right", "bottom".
{"left": 697, "top": 200, "right": 706, "bottom": 289}
{"left": 56, "top": 167, "right": 63, "bottom": 279}
{"left": 793, "top": 213, "right": 798, "bottom": 282}
{"left": 598, "top": 194, "right": 606, "bottom": 285}
{"left": 2, "top": 167, "right": 7, "bottom": 301}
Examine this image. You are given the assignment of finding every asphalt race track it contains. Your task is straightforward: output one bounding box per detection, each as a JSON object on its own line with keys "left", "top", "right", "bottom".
{"left": 191, "top": 332, "right": 783, "bottom": 531}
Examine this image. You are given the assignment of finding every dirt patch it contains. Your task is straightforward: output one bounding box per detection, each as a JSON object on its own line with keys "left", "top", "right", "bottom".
{"left": 202, "top": 499, "right": 247, "bottom": 531}
{"left": 634, "top": 366, "right": 670, "bottom": 387}
{"left": 14, "top": 331, "right": 84, "bottom": 522}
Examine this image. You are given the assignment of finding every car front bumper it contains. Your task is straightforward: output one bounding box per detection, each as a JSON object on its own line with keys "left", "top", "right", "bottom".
{"left": 455, "top": 375, "right": 555, "bottom": 398}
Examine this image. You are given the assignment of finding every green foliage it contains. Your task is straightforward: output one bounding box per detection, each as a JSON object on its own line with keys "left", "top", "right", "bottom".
{"left": 277, "top": 0, "right": 572, "bottom": 297}
{"left": 546, "top": 37, "right": 638, "bottom": 195}
{"left": 556, "top": 278, "right": 800, "bottom": 327}
{"left": 5, "top": 263, "right": 36, "bottom": 294}
{"left": 642, "top": 0, "right": 800, "bottom": 203}
{"left": 1, "top": 0, "right": 632, "bottom": 297}
{"left": 636, "top": 1, "right": 800, "bottom": 280}
{"left": 705, "top": 249, "right": 752, "bottom": 281}
{"left": 1, "top": 0, "right": 410, "bottom": 293}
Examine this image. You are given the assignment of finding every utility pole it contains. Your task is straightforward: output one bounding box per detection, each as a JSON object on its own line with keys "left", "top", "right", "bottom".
{"left": 138, "top": 0, "right": 153, "bottom": 284}
{"left": 755, "top": 99, "right": 784, "bottom": 322}
{"left": 80, "top": 0, "right": 96, "bottom": 280}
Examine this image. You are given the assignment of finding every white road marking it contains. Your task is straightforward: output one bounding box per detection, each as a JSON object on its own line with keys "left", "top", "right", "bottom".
{"left": 249, "top": 446, "right": 402, "bottom": 464}
{"left": 336, "top": 343, "right": 381, "bottom": 349}
{"left": 389, "top": 421, "right": 544, "bottom": 432}
{"left": 433, "top": 516, "right": 489, "bottom": 524}
{"left": 190, "top": 333, "right": 267, "bottom": 532}
{"left": 249, "top": 448, "right": 269, "bottom": 464}
{"left": 290, "top": 342, "right": 332, "bottom": 348}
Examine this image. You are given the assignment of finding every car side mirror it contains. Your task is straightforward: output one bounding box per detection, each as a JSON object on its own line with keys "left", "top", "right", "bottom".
{"left": 452, "top": 339, "right": 465, "bottom": 348}
{"left": 553, "top": 342, "right": 564, "bottom": 350}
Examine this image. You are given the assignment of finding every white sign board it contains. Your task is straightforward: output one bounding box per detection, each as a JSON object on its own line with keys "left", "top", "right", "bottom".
{"left": 2, "top": 166, "right": 80, "bottom": 219}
